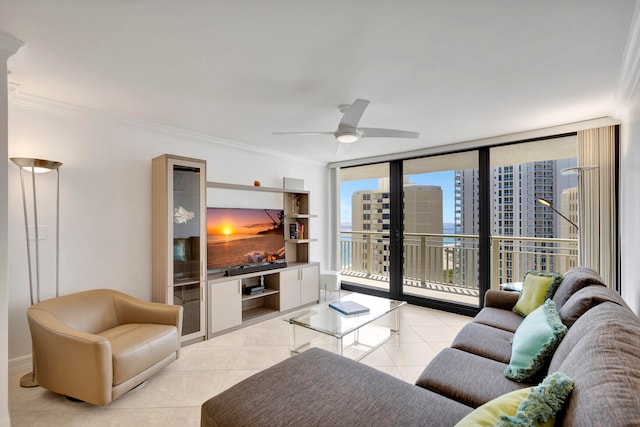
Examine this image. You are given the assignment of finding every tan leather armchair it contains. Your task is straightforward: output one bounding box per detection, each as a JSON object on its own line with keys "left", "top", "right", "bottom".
{"left": 27, "top": 288, "right": 183, "bottom": 405}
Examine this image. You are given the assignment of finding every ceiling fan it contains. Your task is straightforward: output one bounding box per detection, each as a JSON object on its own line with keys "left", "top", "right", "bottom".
{"left": 273, "top": 99, "right": 419, "bottom": 143}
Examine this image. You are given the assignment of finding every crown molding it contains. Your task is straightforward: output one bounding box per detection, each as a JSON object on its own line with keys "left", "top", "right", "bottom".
{"left": 328, "top": 116, "right": 620, "bottom": 169}
{"left": 8, "top": 92, "right": 324, "bottom": 166}
{"left": 8, "top": 92, "right": 83, "bottom": 116}
{"left": 615, "top": 0, "right": 640, "bottom": 115}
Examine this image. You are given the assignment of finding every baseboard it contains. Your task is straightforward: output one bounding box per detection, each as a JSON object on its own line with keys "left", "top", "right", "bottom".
{"left": 9, "top": 354, "right": 32, "bottom": 378}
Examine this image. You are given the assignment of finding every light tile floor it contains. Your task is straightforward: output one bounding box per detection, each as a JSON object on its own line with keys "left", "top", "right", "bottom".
{"left": 8, "top": 295, "right": 471, "bottom": 426}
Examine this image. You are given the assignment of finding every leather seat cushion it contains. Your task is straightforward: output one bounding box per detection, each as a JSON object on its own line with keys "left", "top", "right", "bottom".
{"left": 99, "top": 323, "right": 178, "bottom": 385}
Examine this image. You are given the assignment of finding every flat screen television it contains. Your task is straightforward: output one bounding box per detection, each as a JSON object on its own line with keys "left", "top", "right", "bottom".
{"left": 206, "top": 207, "right": 286, "bottom": 273}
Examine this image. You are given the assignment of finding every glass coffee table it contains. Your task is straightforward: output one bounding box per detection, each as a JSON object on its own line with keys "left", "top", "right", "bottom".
{"left": 282, "top": 293, "right": 406, "bottom": 361}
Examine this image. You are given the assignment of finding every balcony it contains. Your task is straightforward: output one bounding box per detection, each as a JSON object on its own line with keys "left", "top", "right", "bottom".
{"left": 340, "top": 231, "right": 578, "bottom": 304}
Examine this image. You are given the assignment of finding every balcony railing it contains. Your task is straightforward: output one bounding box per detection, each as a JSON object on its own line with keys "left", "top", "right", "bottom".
{"left": 340, "top": 231, "right": 578, "bottom": 292}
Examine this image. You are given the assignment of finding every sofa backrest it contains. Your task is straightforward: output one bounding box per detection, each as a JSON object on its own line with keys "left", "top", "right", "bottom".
{"left": 557, "top": 284, "right": 629, "bottom": 327}
{"left": 552, "top": 266, "right": 605, "bottom": 310}
{"left": 548, "top": 299, "right": 640, "bottom": 426}
{"left": 29, "top": 289, "right": 122, "bottom": 334}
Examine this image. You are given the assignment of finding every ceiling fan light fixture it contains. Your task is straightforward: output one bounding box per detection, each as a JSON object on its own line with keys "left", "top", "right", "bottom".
{"left": 335, "top": 130, "right": 359, "bottom": 143}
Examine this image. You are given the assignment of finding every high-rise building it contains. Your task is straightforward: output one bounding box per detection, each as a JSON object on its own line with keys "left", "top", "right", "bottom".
{"left": 352, "top": 179, "right": 443, "bottom": 277}
{"left": 456, "top": 158, "right": 577, "bottom": 282}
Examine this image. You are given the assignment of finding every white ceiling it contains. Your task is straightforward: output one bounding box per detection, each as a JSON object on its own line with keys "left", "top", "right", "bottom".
{"left": 1, "top": 1, "right": 637, "bottom": 164}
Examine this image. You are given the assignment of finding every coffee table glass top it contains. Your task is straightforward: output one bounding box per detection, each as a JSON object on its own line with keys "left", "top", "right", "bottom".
{"left": 283, "top": 293, "right": 405, "bottom": 338}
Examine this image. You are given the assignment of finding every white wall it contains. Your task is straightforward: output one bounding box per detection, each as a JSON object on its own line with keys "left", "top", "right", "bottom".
{"left": 619, "top": 0, "right": 640, "bottom": 315}
{"left": 2, "top": 31, "right": 25, "bottom": 427}
{"left": 621, "top": 85, "right": 640, "bottom": 314}
{"left": 7, "top": 98, "right": 329, "bottom": 362}
{"left": 1, "top": 60, "right": 9, "bottom": 427}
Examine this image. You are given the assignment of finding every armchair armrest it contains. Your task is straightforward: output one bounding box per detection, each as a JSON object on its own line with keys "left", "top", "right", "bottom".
{"left": 483, "top": 289, "right": 520, "bottom": 310}
{"left": 27, "top": 307, "right": 113, "bottom": 405}
{"left": 113, "top": 292, "right": 183, "bottom": 329}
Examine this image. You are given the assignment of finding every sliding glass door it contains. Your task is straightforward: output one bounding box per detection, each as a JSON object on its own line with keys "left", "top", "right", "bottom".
{"left": 402, "top": 152, "right": 480, "bottom": 307}
{"left": 336, "top": 133, "right": 588, "bottom": 314}
{"left": 339, "top": 163, "right": 391, "bottom": 292}
{"left": 489, "top": 137, "right": 579, "bottom": 287}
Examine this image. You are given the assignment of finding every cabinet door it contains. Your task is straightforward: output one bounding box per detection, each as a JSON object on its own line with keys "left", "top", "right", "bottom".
{"left": 171, "top": 162, "right": 205, "bottom": 285}
{"left": 154, "top": 155, "right": 207, "bottom": 342}
{"left": 279, "top": 269, "right": 301, "bottom": 312}
{"left": 173, "top": 282, "right": 205, "bottom": 339}
{"left": 209, "top": 279, "right": 242, "bottom": 334}
{"left": 300, "top": 264, "right": 319, "bottom": 305}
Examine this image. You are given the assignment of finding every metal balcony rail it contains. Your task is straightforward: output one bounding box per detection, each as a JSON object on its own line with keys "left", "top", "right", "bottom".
{"left": 340, "top": 231, "right": 578, "bottom": 291}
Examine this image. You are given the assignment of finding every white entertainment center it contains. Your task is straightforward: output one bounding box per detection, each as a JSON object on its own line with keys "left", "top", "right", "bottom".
{"left": 206, "top": 180, "right": 319, "bottom": 337}
{"left": 152, "top": 153, "right": 320, "bottom": 343}
{"left": 207, "top": 262, "right": 319, "bottom": 336}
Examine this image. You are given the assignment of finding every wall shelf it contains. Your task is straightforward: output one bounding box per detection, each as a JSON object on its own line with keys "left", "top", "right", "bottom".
{"left": 285, "top": 214, "right": 317, "bottom": 219}
{"left": 207, "top": 181, "right": 309, "bottom": 195}
{"left": 285, "top": 239, "right": 317, "bottom": 244}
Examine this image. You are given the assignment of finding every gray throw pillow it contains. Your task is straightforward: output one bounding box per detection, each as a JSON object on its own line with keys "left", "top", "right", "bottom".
{"left": 559, "top": 285, "right": 626, "bottom": 327}
{"left": 552, "top": 267, "right": 605, "bottom": 310}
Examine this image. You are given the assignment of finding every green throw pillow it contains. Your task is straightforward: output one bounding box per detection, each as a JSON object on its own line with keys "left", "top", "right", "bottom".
{"left": 513, "top": 271, "right": 563, "bottom": 316}
{"left": 504, "top": 299, "right": 567, "bottom": 382}
{"left": 496, "top": 372, "right": 574, "bottom": 426}
{"left": 455, "top": 372, "right": 573, "bottom": 427}
{"left": 455, "top": 388, "right": 544, "bottom": 427}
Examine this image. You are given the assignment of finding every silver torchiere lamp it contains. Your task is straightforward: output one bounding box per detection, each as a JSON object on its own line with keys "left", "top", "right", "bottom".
{"left": 10, "top": 157, "right": 62, "bottom": 387}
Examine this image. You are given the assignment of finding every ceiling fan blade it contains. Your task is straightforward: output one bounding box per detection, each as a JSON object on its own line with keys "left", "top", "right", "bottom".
{"left": 338, "top": 99, "right": 370, "bottom": 129}
{"left": 359, "top": 128, "right": 419, "bottom": 139}
{"left": 273, "top": 131, "right": 335, "bottom": 136}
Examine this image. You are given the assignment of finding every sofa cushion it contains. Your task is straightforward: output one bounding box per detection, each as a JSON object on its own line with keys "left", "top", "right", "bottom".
{"left": 548, "top": 302, "right": 640, "bottom": 426}
{"left": 558, "top": 285, "right": 626, "bottom": 327}
{"left": 513, "top": 271, "right": 563, "bottom": 317}
{"left": 451, "top": 322, "right": 513, "bottom": 364}
{"left": 100, "top": 323, "right": 179, "bottom": 385}
{"left": 551, "top": 266, "right": 605, "bottom": 309}
{"left": 416, "top": 348, "right": 530, "bottom": 408}
{"left": 201, "top": 348, "right": 474, "bottom": 427}
{"left": 473, "top": 307, "right": 524, "bottom": 333}
{"left": 483, "top": 289, "right": 520, "bottom": 310}
{"left": 504, "top": 300, "right": 567, "bottom": 383}
{"left": 455, "top": 372, "right": 573, "bottom": 427}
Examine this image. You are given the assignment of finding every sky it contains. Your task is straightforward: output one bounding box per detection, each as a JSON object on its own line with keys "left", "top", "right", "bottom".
{"left": 207, "top": 208, "right": 282, "bottom": 235}
{"left": 340, "top": 171, "right": 455, "bottom": 227}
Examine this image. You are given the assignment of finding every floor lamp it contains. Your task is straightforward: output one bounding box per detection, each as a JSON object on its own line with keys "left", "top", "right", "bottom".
{"left": 536, "top": 197, "right": 578, "bottom": 229}
{"left": 10, "top": 157, "right": 62, "bottom": 388}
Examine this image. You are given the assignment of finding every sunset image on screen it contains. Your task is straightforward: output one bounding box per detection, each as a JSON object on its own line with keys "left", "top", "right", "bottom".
{"left": 207, "top": 209, "right": 275, "bottom": 237}
{"left": 206, "top": 208, "right": 285, "bottom": 270}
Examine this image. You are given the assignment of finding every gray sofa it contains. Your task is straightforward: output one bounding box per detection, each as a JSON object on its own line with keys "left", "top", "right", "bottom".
{"left": 201, "top": 267, "right": 640, "bottom": 426}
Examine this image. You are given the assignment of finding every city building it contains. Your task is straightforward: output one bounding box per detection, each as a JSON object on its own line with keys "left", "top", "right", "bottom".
{"left": 351, "top": 180, "right": 443, "bottom": 276}
{"left": 456, "top": 158, "right": 578, "bottom": 282}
